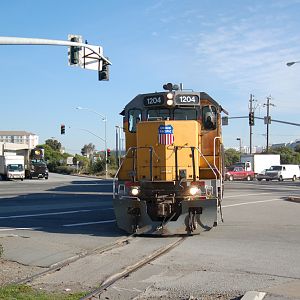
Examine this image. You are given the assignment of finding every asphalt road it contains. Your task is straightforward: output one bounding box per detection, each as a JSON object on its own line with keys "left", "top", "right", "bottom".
{"left": 0, "top": 173, "right": 120, "bottom": 266}
{"left": 0, "top": 174, "right": 300, "bottom": 299}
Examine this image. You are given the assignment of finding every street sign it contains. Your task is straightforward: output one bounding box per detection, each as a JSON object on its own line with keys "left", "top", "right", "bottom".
{"left": 222, "top": 116, "right": 228, "bottom": 125}
{"left": 264, "top": 116, "right": 271, "bottom": 124}
{"left": 82, "top": 45, "right": 104, "bottom": 71}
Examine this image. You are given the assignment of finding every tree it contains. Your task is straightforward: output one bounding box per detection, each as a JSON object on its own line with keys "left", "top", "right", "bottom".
{"left": 45, "top": 139, "right": 62, "bottom": 151}
{"left": 267, "top": 146, "right": 300, "bottom": 164}
{"left": 224, "top": 148, "right": 240, "bottom": 167}
{"left": 81, "top": 143, "right": 96, "bottom": 158}
{"left": 294, "top": 145, "right": 300, "bottom": 153}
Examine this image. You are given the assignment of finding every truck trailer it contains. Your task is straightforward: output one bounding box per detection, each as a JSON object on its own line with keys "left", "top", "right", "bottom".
{"left": 239, "top": 154, "right": 280, "bottom": 175}
{"left": 0, "top": 155, "right": 25, "bottom": 181}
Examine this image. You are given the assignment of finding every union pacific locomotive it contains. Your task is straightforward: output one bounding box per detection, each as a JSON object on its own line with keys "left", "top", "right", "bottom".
{"left": 113, "top": 83, "right": 227, "bottom": 235}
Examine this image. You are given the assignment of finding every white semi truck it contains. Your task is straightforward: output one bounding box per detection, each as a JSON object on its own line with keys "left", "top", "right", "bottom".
{"left": 237, "top": 154, "right": 281, "bottom": 175}
{"left": 0, "top": 155, "right": 25, "bottom": 181}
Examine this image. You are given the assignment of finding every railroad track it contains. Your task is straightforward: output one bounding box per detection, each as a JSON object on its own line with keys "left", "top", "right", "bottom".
{"left": 80, "top": 236, "right": 187, "bottom": 300}
{"left": 13, "top": 234, "right": 136, "bottom": 285}
{"left": 12, "top": 233, "right": 187, "bottom": 300}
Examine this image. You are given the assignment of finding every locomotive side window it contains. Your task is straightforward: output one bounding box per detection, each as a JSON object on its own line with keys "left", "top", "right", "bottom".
{"left": 147, "top": 109, "right": 170, "bottom": 121}
{"left": 128, "top": 109, "right": 142, "bottom": 132}
{"left": 174, "top": 108, "right": 197, "bottom": 120}
{"left": 202, "top": 105, "right": 217, "bottom": 130}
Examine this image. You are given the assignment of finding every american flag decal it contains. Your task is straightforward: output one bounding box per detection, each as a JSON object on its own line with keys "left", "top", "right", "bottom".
{"left": 158, "top": 125, "right": 174, "bottom": 145}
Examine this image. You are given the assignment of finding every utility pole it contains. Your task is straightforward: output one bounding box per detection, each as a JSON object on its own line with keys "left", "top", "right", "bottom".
{"left": 263, "top": 96, "right": 275, "bottom": 153}
{"left": 249, "top": 94, "right": 254, "bottom": 154}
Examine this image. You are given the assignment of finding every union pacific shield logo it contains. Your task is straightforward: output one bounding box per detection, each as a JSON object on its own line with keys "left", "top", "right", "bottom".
{"left": 158, "top": 125, "right": 174, "bottom": 145}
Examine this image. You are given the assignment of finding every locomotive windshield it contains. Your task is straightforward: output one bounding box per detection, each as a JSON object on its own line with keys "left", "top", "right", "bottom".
{"left": 147, "top": 109, "right": 170, "bottom": 121}
{"left": 202, "top": 105, "right": 217, "bottom": 130}
{"left": 128, "top": 109, "right": 142, "bottom": 132}
{"left": 174, "top": 108, "right": 197, "bottom": 120}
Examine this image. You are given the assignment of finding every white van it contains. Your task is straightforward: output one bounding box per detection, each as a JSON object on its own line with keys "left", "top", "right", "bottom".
{"left": 264, "top": 164, "right": 300, "bottom": 181}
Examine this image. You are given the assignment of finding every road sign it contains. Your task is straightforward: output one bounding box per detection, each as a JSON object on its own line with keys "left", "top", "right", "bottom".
{"left": 82, "top": 45, "right": 104, "bottom": 71}
{"left": 264, "top": 116, "right": 271, "bottom": 124}
{"left": 222, "top": 116, "right": 228, "bottom": 125}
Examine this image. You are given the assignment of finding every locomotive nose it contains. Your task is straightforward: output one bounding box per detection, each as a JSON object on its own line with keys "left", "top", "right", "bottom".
{"left": 136, "top": 120, "right": 200, "bottom": 181}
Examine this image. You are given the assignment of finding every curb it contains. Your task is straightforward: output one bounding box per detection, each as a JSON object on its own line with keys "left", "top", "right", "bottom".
{"left": 241, "top": 291, "right": 266, "bottom": 300}
{"left": 286, "top": 196, "right": 300, "bottom": 203}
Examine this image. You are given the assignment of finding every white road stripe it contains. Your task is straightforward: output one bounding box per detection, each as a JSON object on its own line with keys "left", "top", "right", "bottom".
{"left": 224, "top": 192, "right": 273, "bottom": 198}
{"left": 63, "top": 220, "right": 116, "bottom": 227}
{"left": 0, "top": 208, "right": 114, "bottom": 219}
{"left": 223, "top": 198, "right": 282, "bottom": 208}
{"left": 0, "top": 227, "right": 42, "bottom": 231}
{"left": 0, "top": 209, "right": 93, "bottom": 219}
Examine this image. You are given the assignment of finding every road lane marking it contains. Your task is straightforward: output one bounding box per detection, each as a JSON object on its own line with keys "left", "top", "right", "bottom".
{"left": 223, "top": 198, "right": 282, "bottom": 208}
{"left": 0, "top": 208, "right": 114, "bottom": 219}
{"left": 0, "top": 209, "right": 93, "bottom": 219}
{"left": 224, "top": 192, "right": 273, "bottom": 198}
{"left": 63, "top": 220, "right": 116, "bottom": 227}
{"left": 0, "top": 191, "right": 113, "bottom": 197}
{"left": 0, "top": 227, "right": 42, "bottom": 231}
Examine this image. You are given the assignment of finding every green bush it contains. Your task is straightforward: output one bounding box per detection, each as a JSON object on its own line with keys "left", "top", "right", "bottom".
{"left": 55, "top": 166, "right": 75, "bottom": 175}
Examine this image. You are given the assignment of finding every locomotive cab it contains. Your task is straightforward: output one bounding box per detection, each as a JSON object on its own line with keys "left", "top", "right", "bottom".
{"left": 113, "top": 84, "right": 225, "bottom": 235}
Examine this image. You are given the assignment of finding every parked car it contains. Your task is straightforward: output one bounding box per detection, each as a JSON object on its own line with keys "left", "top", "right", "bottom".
{"left": 225, "top": 166, "right": 255, "bottom": 181}
{"left": 263, "top": 165, "right": 300, "bottom": 181}
{"left": 256, "top": 169, "right": 269, "bottom": 181}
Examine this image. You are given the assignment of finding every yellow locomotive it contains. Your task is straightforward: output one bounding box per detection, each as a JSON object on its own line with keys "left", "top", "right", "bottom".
{"left": 113, "top": 83, "right": 226, "bottom": 235}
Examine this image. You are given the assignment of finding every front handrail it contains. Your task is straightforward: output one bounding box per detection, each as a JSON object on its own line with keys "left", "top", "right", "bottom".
{"left": 194, "top": 147, "right": 218, "bottom": 182}
{"left": 213, "top": 136, "right": 223, "bottom": 181}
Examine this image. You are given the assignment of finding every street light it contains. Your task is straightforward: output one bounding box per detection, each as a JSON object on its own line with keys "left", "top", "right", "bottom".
{"left": 236, "top": 137, "right": 242, "bottom": 154}
{"left": 76, "top": 106, "right": 108, "bottom": 179}
{"left": 286, "top": 60, "right": 300, "bottom": 67}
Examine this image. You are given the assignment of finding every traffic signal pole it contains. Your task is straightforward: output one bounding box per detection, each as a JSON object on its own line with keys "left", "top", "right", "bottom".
{"left": 249, "top": 94, "right": 253, "bottom": 154}
{"left": 263, "top": 96, "right": 275, "bottom": 153}
{"left": 0, "top": 36, "right": 111, "bottom": 65}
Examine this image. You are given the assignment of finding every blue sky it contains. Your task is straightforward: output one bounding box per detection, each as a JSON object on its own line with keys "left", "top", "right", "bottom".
{"left": 1, "top": 0, "right": 300, "bottom": 154}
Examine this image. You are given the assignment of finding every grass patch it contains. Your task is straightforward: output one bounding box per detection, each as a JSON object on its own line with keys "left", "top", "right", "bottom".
{"left": 0, "top": 284, "right": 86, "bottom": 300}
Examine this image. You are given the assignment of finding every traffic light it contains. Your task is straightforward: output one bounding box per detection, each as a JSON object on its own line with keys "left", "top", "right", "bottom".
{"left": 68, "top": 35, "right": 82, "bottom": 66}
{"left": 70, "top": 37, "right": 81, "bottom": 65}
{"left": 107, "top": 148, "right": 111, "bottom": 157}
{"left": 98, "top": 60, "right": 110, "bottom": 81}
{"left": 61, "top": 124, "right": 65, "bottom": 135}
{"left": 249, "top": 112, "right": 255, "bottom": 126}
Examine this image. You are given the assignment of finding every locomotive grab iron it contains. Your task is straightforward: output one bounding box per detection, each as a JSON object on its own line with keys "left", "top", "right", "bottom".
{"left": 113, "top": 83, "right": 227, "bottom": 235}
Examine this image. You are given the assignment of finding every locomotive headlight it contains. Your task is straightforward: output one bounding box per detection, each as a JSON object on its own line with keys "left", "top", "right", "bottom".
{"left": 166, "top": 92, "right": 174, "bottom": 106}
{"left": 166, "top": 99, "right": 174, "bottom": 106}
{"left": 167, "top": 92, "right": 173, "bottom": 100}
{"left": 189, "top": 186, "right": 199, "bottom": 196}
{"left": 130, "top": 186, "right": 140, "bottom": 196}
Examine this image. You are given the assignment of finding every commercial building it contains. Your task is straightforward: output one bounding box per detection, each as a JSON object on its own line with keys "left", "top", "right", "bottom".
{"left": 0, "top": 131, "right": 39, "bottom": 149}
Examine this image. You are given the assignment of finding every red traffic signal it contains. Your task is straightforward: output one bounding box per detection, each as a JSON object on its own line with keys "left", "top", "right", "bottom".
{"left": 106, "top": 148, "right": 111, "bottom": 157}
{"left": 61, "top": 124, "right": 65, "bottom": 134}
{"left": 248, "top": 112, "right": 254, "bottom": 126}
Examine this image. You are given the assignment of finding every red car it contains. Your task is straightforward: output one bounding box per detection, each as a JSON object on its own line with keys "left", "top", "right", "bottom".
{"left": 225, "top": 166, "right": 255, "bottom": 181}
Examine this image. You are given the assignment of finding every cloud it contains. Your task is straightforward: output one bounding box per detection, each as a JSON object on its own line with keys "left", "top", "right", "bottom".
{"left": 191, "top": 8, "right": 300, "bottom": 111}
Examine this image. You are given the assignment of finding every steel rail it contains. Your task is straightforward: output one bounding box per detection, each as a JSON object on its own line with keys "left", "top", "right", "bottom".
{"left": 13, "top": 234, "right": 136, "bottom": 285}
{"left": 80, "top": 236, "right": 187, "bottom": 300}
